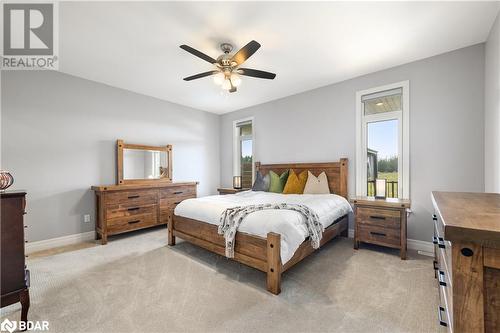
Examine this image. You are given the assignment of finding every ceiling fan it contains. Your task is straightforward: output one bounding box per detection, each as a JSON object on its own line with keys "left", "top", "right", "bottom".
{"left": 180, "top": 40, "right": 276, "bottom": 93}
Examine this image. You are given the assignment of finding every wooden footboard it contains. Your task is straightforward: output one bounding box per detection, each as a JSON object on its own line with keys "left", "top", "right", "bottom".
{"left": 169, "top": 214, "right": 348, "bottom": 294}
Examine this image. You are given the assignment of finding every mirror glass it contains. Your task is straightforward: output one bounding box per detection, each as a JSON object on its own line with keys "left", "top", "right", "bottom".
{"left": 123, "top": 148, "right": 168, "bottom": 180}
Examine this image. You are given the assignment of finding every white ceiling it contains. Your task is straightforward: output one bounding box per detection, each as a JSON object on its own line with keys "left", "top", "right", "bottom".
{"left": 59, "top": 1, "right": 499, "bottom": 114}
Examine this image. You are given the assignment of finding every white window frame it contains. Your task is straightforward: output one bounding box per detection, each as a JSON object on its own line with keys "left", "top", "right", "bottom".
{"left": 355, "top": 81, "right": 410, "bottom": 199}
{"left": 233, "top": 117, "right": 255, "bottom": 183}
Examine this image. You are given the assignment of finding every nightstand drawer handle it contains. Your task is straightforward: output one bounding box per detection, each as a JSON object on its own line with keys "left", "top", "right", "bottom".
{"left": 127, "top": 207, "right": 140, "bottom": 211}
{"left": 370, "top": 231, "right": 386, "bottom": 237}
{"left": 369, "top": 215, "right": 386, "bottom": 220}
{"left": 128, "top": 220, "right": 141, "bottom": 224}
{"left": 432, "top": 236, "right": 445, "bottom": 249}
{"left": 432, "top": 214, "right": 437, "bottom": 221}
{"left": 438, "top": 306, "right": 448, "bottom": 327}
{"left": 128, "top": 195, "right": 140, "bottom": 199}
{"left": 438, "top": 270, "right": 447, "bottom": 286}
{"left": 433, "top": 260, "right": 438, "bottom": 271}
{"left": 173, "top": 191, "right": 183, "bottom": 195}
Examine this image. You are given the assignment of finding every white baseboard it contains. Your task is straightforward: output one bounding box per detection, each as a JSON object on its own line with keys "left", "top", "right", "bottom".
{"left": 26, "top": 231, "right": 95, "bottom": 254}
{"left": 347, "top": 229, "right": 433, "bottom": 255}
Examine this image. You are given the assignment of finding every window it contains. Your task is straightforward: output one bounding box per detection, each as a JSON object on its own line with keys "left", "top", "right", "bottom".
{"left": 356, "top": 82, "right": 409, "bottom": 198}
{"left": 233, "top": 118, "right": 254, "bottom": 188}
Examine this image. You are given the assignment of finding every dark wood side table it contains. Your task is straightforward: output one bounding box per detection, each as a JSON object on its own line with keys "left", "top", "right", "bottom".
{"left": 1, "top": 191, "right": 30, "bottom": 323}
{"left": 350, "top": 196, "right": 411, "bottom": 259}
{"left": 217, "top": 188, "right": 250, "bottom": 195}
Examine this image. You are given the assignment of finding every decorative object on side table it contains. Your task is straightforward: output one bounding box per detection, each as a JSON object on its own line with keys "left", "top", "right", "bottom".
{"left": 0, "top": 171, "right": 14, "bottom": 190}
{"left": 350, "top": 196, "right": 411, "bottom": 259}
{"left": 233, "top": 176, "right": 242, "bottom": 189}
{"left": 217, "top": 188, "right": 249, "bottom": 195}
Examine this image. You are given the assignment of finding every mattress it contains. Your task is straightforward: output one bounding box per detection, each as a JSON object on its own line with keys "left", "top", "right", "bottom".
{"left": 174, "top": 191, "right": 352, "bottom": 263}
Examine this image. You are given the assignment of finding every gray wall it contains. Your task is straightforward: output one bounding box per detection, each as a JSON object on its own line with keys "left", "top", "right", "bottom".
{"left": 1, "top": 71, "right": 220, "bottom": 242}
{"left": 220, "top": 44, "right": 485, "bottom": 242}
{"left": 485, "top": 12, "right": 500, "bottom": 193}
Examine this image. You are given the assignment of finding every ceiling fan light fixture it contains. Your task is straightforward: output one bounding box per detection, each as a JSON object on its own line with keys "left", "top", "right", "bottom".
{"left": 213, "top": 72, "right": 225, "bottom": 85}
{"left": 221, "top": 79, "right": 232, "bottom": 90}
{"left": 230, "top": 73, "right": 242, "bottom": 87}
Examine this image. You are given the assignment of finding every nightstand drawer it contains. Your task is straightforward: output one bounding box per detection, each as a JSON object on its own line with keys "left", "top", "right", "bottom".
{"left": 356, "top": 207, "right": 401, "bottom": 229}
{"left": 357, "top": 224, "right": 401, "bottom": 248}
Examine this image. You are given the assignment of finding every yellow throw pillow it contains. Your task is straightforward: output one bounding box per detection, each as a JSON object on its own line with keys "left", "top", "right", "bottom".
{"left": 283, "top": 170, "right": 308, "bottom": 194}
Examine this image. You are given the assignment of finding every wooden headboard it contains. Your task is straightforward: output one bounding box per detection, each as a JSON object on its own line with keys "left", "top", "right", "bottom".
{"left": 255, "top": 158, "right": 348, "bottom": 199}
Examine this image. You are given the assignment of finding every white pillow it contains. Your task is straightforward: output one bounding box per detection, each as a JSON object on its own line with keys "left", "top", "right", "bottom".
{"left": 303, "top": 171, "right": 330, "bottom": 194}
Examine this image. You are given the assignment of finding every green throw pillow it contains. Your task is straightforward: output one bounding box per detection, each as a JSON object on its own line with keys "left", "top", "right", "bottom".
{"left": 268, "top": 170, "right": 289, "bottom": 193}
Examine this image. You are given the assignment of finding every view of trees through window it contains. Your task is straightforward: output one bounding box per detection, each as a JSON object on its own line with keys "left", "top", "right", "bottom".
{"left": 367, "top": 120, "right": 399, "bottom": 197}
{"left": 238, "top": 123, "right": 253, "bottom": 188}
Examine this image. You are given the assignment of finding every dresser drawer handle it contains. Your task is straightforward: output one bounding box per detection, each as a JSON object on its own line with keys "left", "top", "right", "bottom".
{"left": 173, "top": 191, "right": 183, "bottom": 195}
{"left": 127, "top": 207, "right": 140, "bottom": 211}
{"left": 370, "top": 231, "right": 386, "bottom": 237}
{"left": 369, "top": 215, "right": 386, "bottom": 220}
{"left": 432, "top": 236, "right": 445, "bottom": 249}
{"left": 438, "top": 271, "right": 447, "bottom": 286}
{"left": 128, "top": 220, "right": 141, "bottom": 224}
{"left": 128, "top": 195, "right": 140, "bottom": 199}
{"left": 438, "top": 306, "right": 448, "bottom": 327}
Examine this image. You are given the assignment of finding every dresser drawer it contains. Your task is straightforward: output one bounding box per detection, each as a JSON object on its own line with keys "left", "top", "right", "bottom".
{"left": 107, "top": 212, "right": 157, "bottom": 234}
{"left": 438, "top": 271, "right": 453, "bottom": 332}
{"left": 433, "top": 216, "right": 452, "bottom": 282}
{"left": 106, "top": 189, "right": 157, "bottom": 206}
{"left": 357, "top": 224, "right": 400, "bottom": 248}
{"left": 356, "top": 207, "right": 401, "bottom": 229}
{"left": 160, "top": 185, "right": 196, "bottom": 198}
{"left": 106, "top": 204, "right": 157, "bottom": 220}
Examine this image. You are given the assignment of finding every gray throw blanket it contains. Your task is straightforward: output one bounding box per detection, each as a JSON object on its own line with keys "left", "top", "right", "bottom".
{"left": 218, "top": 203, "right": 323, "bottom": 258}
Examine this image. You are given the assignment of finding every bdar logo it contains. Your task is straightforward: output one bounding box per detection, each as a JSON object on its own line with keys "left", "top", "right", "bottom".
{"left": 3, "top": 3, "right": 54, "bottom": 56}
{"left": 0, "top": 319, "right": 16, "bottom": 333}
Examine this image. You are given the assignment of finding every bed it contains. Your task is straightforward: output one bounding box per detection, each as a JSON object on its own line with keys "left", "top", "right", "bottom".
{"left": 168, "top": 159, "right": 350, "bottom": 295}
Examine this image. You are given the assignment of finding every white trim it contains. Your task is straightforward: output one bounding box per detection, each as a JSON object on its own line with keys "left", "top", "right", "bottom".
{"left": 355, "top": 80, "right": 410, "bottom": 199}
{"left": 232, "top": 116, "right": 255, "bottom": 183}
{"left": 347, "top": 229, "right": 433, "bottom": 255}
{"left": 25, "top": 231, "right": 95, "bottom": 254}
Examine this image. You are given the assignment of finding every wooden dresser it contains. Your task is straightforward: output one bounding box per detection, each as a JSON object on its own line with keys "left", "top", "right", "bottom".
{"left": 351, "top": 197, "right": 411, "bottom": 259}
{"left": 1, "top": 191, "right": 30, "bottom": 322}
{"left": 92, "top": 182, "right": 197, "bottom": 244}
{"left": 432, "top": 191, "right": 500, "bottom": 332}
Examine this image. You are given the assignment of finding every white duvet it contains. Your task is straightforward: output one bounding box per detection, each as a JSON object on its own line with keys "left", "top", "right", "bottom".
{"left": 174, "top": 191, "right": 352, "bottom": 263}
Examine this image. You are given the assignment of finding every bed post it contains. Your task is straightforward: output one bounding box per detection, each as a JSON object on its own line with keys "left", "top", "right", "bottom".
{"left": 168, "top": 216, "right": 175, "bottom": 246}
{"left": 266, "top": 232, "right": 282, "bottom": 295}
{"left": 339, "top": 158, "right": 348, "bottom": 199}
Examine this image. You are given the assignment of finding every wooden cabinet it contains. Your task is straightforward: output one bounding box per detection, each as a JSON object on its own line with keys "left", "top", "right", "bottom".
{"left": 432, "top": 191, "right": 500, "bottom": 333}
{"left": 351, "top": 196, "right": 410, "bottom": 259}
{"left": 92, "top": 182, "right": 197, "bottom": 244}
{"left": 1, "top": 191, "right": 30, "bottom": 323}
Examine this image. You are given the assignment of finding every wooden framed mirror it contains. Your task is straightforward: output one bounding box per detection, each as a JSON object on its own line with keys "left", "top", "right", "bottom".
{"left": 116, "top": 140, "right": 172, "bottom": 185}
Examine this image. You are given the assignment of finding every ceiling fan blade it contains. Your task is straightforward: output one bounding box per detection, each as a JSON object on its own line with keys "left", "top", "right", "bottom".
{"left": 232, "top": 40, "right": 261, "bottom": 65}
{"left": 183, "top": 71, "right": 218, "bottom": 81}
{"left": 180, "top": 45, "right": 217, "bottom": 64}
{"left": 238, "top": 68, "right": 276, "bottom": 80}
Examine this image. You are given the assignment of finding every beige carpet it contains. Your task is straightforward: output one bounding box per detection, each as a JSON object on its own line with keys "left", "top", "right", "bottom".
{"left": 1, "top": 228, "right": 440, "bottom": 332}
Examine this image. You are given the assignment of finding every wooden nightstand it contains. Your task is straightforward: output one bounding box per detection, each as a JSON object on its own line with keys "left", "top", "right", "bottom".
{"left": 350, "top": 196, "right": 411, "bottom": 259}
{"left": 217, "top": 188, "right": 250, "bottom": 195}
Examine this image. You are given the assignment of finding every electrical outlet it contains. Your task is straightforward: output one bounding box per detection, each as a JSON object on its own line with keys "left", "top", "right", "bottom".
{"left": 83, "top": 214, "right": 91, "bottom": 223}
